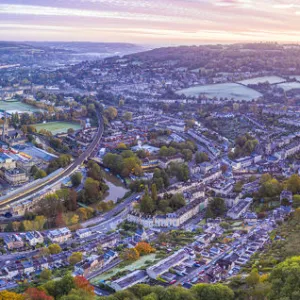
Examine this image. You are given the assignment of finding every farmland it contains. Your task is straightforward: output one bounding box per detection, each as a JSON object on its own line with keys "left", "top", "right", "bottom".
{"left": 176, "top": 83, "right": 262, "bottom": 101}
{"left": 238, "top": 76, "right": 285, "bottom": 85}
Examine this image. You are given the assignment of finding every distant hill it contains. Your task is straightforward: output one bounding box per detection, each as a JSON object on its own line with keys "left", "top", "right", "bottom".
{"left": 0, "top": 41, "right": 148, "bottom": 66}
{"left": 125, "top": 43, "right": 300, "bottom": 73}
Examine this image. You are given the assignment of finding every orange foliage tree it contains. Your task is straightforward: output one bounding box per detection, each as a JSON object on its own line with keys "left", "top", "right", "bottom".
{"left": 24, "top": 288, "right": 53, "bottom": 300}
{"left": 74, "top": 276, "right": 95, "bottom": 295}
{"left": 135, "top": 242, "right": 156, "bottom": 255}
{"left": 121, "top": 247, "right": 140, "bottom": 261}
{"left": 0, "top": 290, "right": 25, "bottom": 300}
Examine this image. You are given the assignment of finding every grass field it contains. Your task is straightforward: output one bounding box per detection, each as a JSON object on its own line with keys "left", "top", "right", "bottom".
{"left": 0, "top": 101, "right": 42, "bottom": 113}
{"left": 176, "top": 83, "right": 262, "bottom": 101}
{"left": 91, "top": 254, "right": 156, "bottom": 284}
{"left": 33, "top": 121, "right": 81, "bottom": 134}
{"left": 238, "top": 76, "right": 285, "bottom": 85}
{"left": 276, "top": 82, "right": 300, "bottom": 91}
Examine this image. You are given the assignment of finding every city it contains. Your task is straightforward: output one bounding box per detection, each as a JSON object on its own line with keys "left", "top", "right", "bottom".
{"left": 0, "top": 1, "right": 300, "bottom": 300}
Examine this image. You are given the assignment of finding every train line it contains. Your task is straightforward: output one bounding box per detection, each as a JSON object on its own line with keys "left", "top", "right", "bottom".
{"left": 0, "top": 114, "right": 104, "bottom": 209}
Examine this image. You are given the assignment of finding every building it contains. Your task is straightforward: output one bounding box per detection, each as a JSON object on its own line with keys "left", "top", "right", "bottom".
{"left": 146, "top": 249, "right": 190, "bottom": 279}
{"left": 0, "top": 153, "right": 16, "bottom": 169}
{"left": 159, "top": 154, "right": 184, "bottom": 169}
{"left": 75, "top": 255, "right": 104, "bottom": 277}
{"left": 128, "top": 197, "right": 207, "bottom": 228}
{"left": 4, "top": 168, "right": 29, "bottom": 185}
{"left": 76, "top": 228, "right": 92, "bottom": 239}
{"left": 227, "top": 198, "right": 253, "bottom": 219}
{"left": 111, "top": 270, "right": 148, "bottom": 291}
{"left": 4, "top": 234, "right": 24, "bottom": 250}
{"left": 25, "top": 231, "right": 44, "bottom": 246}
{"left": 47, "top": 227, "right": 72, "bottom": 243}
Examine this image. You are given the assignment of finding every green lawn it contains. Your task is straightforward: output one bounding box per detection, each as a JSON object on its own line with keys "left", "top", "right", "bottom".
{"left": 33, "top": 121, "right": 81, "bottom": 134}
{"left": 91, "top": 254, "right": 156, "bottom": 283}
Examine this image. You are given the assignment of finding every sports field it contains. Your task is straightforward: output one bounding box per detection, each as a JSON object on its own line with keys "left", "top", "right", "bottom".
{"left": 33, "top": 121, "right": 81, "bottom": 134}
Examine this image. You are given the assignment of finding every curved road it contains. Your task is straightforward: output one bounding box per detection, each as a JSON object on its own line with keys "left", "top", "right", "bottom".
{"left": 0, "top": 113, "right": 104, "bottom": 209}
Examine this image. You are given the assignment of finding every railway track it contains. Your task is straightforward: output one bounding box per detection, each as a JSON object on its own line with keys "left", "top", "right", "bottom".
{"left": 0, "top": 114, "right": 104, "bottom": 209}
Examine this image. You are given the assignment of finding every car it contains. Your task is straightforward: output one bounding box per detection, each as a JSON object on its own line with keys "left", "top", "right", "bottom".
{"left": 169, "top": 280, "right": 177, "bottom": 285}
{"left": 193, "top": 263, "right": 201, "bottom": 267}
{"left": 135, "top": 195, "right": 141, "bottom": 200}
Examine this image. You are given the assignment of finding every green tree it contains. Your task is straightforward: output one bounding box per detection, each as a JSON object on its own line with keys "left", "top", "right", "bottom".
{"left": 195, "top": 152, "right": 210, "bottom": 164}
{"left": 40, "top": 268, "right": 52, "bottom": 281}
{"left": 151, "top": 184, "right": 157, "bottom": 202}
{"left": 207, "top": 197, "right": 226, "bottom": 217}
{"left": 140, "top": 187, "right": 155, "bottom": 214}
{"left": 48, "top": 244, "right": 62, "bottom": 254}
{"left": 286, "top": 174, "right": 300, "bottom": 194}
{"left": 71, "top": 172, "right": 83, "bottom": 187}
{"left": 269, "top": 256, "right": 300, "bottom": 299}
{"left": 191, "top": 283, "right": 234, "bottom": 300}
{"left": 68, "top": 252, "right": 83, "bottom": 265}
{"left": 246, "top": 268, "right": 260, "bottom": 288}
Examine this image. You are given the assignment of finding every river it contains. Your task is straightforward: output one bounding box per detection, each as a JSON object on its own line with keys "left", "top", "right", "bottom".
{"left": 102, "top": 170, "right": 129, "bottom": 203}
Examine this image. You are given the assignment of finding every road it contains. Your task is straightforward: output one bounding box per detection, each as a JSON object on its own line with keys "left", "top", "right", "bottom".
{"left": 86, "top": 258, "right": 122, "bottom": 280}
{"left": 81, "top": 193, "right": 139, "bottom": 228}
{"left": 0, "top": 113, "right": 104, "bottom": 209}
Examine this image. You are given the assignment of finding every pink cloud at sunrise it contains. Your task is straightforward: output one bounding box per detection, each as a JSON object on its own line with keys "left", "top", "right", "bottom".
{"left": 0, "top": 0, "right": 299, "bottom": 44}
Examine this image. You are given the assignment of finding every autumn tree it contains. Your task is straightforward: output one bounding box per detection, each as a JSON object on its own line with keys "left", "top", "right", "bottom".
{"left": 74, "top": 276, "right": 95, "bottom": 295}
{"left": 135, "top": 242, "right": 156, "bottom": 255}
{"left": 48, "top": 244, "right": 62, "bottom": 255}
{"left": 0, "top": 290, "right": 25, "bottom": 300}
{"left": 68, "top": 252, "right": 83, "bottom": 265}
{"left": 121, "top": 248, "right": 140, "bottom": 261}
{"left": 24, "top": 287, "right": 54, "bottom": 300}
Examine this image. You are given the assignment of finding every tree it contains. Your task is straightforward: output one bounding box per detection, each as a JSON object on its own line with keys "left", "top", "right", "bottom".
{"left": 24, "top": 287, "right": 53, "bottom": 300}
{"left": 260, "top": 177, "right": 282, "bottom": 197}
{"left": 104, "top": 106, "right": 118, "bottom": 121}
{"left": 55, "top": 212, "right": 66, "bottom": 227}
{"left": 123, "top": 111, "right": 132, "bottom": 121}
{"left": 0, "top": 290, "right": 25, "bottom": 300}
{"left": 207, "top": 198, "right": 226, "bottom": 217}
{"left": 71, "top": 173, "right": 82, "bottom": 187}
{"left": 69, "top": 252, "right": 83, "bottom": 265}
{"left": 40, "top": 269, "right": 52, "bottom": 281}
{"left": 269, "top": 256, "right": 300, "bottom": 299}
{"left": 48, "top": 244, "right": 62, "bottom": 254}
{"left": 195, "top": 152, "right": 209, "bottom": 164}
{"left": 135, "top": 242, "right": 155, "bottom": 255}
{"left": 191, "top": 283, "right": 234, "bottom": 300}
{"left": 246, "top": 268, "right": 260, "bottom": 288}
{"left": 66, "top": 189, "right": 78, "bottom": 211}
{"left": 74, "top": 276, "right": 95, "bottom": 295}
{"left": 39, "top": 247, "right": 51, "bottom": 257}
{"left": 182, "top": 149, "right": 193, "bottom": 162}
{"left": 151, "top": 183, "right": 157, "bottom": 202}
{"left": 35, "top": 169, "right": 47, "bottom": 179}
{"left": 83, "top": 178, "right": 101, "bottom": 203}
{"left": 121, "top": 248, "right": 140, "bottom": 261}
{"left": 140, "top": 187, "right": 155, "bottom": 214}
{"left": 286, "top": 174, "right": 300, "bottom": 194}
{"left": 42, "top": 274, "right": 75, "bottom": 299}
{"left": 185, "top": 119, "right": 195, "bottom": 129}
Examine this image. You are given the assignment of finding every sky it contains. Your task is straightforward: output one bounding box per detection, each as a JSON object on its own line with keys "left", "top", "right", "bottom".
{"left": 0, "top": 0, "right": 300, "bottom": 45}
